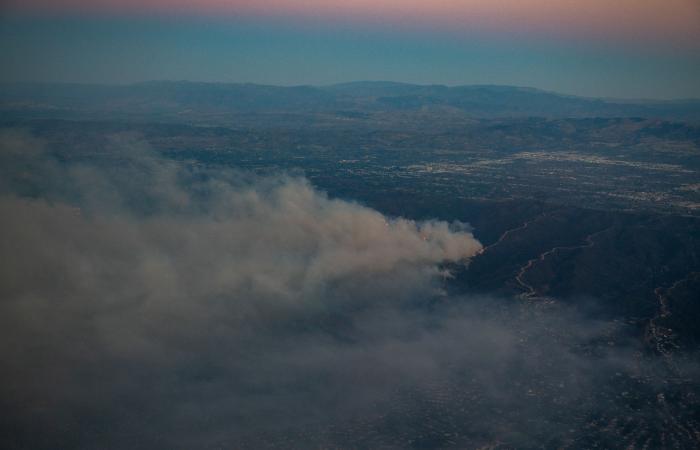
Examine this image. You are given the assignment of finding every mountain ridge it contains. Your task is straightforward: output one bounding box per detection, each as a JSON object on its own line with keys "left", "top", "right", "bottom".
{"left": 2, "top": 80, "right": 699, "bottom": 121}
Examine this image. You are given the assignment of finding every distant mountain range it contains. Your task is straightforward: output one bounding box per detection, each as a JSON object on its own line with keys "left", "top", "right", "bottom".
{"left": 2, "top": 80, "right": 699, "bottom": 121}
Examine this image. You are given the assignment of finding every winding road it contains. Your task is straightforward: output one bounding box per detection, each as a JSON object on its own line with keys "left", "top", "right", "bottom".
{"left": 515, "top": 227, "right": 611, "bottom": 301}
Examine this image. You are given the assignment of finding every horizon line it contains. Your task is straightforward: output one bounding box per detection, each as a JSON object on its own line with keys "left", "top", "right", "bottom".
{"left": 2, "top": 79, "right": 700, "bottom": 103}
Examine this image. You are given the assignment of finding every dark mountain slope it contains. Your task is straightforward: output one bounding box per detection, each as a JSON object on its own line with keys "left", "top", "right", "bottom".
{"left": 2, "top": 81, "right": 699, "bottom": 121}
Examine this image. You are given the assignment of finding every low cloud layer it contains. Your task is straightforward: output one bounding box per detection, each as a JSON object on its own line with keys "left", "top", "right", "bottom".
{"left": 0, "top": 130, "right": 692, "bottom": 449}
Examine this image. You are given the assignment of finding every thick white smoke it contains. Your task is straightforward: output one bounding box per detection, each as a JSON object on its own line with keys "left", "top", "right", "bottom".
{"left": 0, "top": 131, "right": 490, "bottom": 447}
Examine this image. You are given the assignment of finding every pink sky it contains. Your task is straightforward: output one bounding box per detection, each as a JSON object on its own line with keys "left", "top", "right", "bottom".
{"left": 5, "top": 0, "right": 700, "bottom": 46}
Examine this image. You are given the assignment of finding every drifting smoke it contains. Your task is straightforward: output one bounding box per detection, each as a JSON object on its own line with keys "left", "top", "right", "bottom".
{"left": 0, "top": 130, "right": 482, "bottom": 446}
{"left": 0, "top": 130, "right": 684, "bottom": 449}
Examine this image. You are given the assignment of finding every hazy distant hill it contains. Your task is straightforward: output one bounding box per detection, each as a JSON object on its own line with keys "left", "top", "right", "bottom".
{"left": 1, "top": 80, "right": 700, "bottom": 121}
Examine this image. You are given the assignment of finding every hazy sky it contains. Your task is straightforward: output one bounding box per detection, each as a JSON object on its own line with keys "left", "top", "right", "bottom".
{"left": 1, "top": 0, "right": 699, "bottom": 98}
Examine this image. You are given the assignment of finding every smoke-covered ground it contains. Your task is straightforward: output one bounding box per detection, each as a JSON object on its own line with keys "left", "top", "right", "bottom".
{"left": 1, "top": 130, "right": 699, "bottom": 449}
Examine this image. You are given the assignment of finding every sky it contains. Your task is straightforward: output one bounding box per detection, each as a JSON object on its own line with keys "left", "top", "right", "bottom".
{"left": 1, "top": 0, "right": 699, "bottom": 98}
